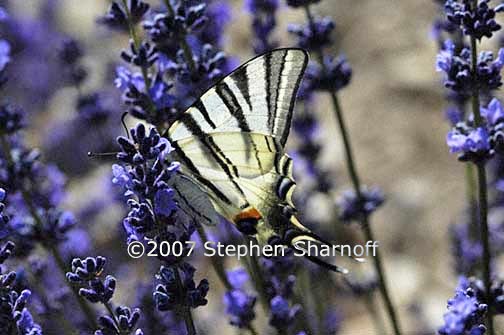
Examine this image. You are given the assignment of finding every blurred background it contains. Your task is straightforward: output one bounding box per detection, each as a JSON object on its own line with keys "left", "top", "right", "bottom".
{"left": 1, "top": 0, "right": 480, "bottom": 334}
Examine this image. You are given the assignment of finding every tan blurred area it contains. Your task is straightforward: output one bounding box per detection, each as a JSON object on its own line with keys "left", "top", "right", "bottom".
{"left": 10, "top": 0, "right": 483, "bottom": 334}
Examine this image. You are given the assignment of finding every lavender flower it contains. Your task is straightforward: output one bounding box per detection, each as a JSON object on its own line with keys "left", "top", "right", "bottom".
{"left": 106, "top": 0, "right": 234, "bottom": 126}
{"left": 113, "top": 123, "right": 180, "bottom": 243}
{"left": 337, "top": 186, "right": 385, "bottom": 223}
{"left": 0, "top": 3, "right": 63, "bottom": 110}
{"left": 199, "top": 1, "right": 232, "bottom": 46}
{"left": 288, "top": 16, "right": 335, "bottom": 51}
{"left": 445, "top": 98, "right": 504, "bottom": 162}
{"left": 439, "top": 277, "right": 487, "bottom": 335}
{"left": 0, "top": 285, "right": 43, "bottom": 335}
{"left": 245, "top": 0, "right": 279, "bottom": 54}
{"left": 451, "top": 221, "right": 483, "bottom": 275}
{"left": 305, "top": 55, "right": 352, "bottom": 93}
{"left": 143, "top": 2, "right": 208, "bottom": 43}
{"left": 95, "top": 306, "right": 143, "bottom": 335}
{"left": 261, "top": 251, "right": 303, "bottom": 333}
{"left": 99, "top": 0, "right": 150, "bottom": 31}
{"left": 121, "top": 40, "right": 158, "bottom": 68}
{"left": 436, "top": 40, "right": 504, "bottom": 98}
{"left": 0, "top": 103, "right": 24, "bottom": 135}
{"left": 67, "top": 256, "right": 144, "bottom": 334}
{"left": 0, "top": 39, "right": 10, "bottom": 87}
{"left": 270, "top": 295, "right": 301, "bottom": 330}
{"left": 67, "top": 256, "right": 116, "bottom": 304}
{"left": 153, "top": 262, "right": 209, "bottom": 311}
{"left": 57, "top": 38, "right": 87, "bottom": 86}
{"left": 223, "top": 268, "right": 256, "bottom": 329}
{"left": 445, "top": 0, "right": 504, "bottom": 40}
{"left": 0, "top": 189, "right": 42, "bottom": 334}
{"left": 447, "top": 125, "right": 491, "bottom": 159}
{"left": 0, "top": 39, "right": 10, "bottom": 71}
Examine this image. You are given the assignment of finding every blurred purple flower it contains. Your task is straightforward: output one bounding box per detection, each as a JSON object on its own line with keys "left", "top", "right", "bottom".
{"left": 245, "top": 0, "right": 279, "bottom": 54}
{"left": 305, "top": 56, "right": 352, "bottom": 93}
{"left": 337, "top": 186, "right": 385, "bottom": 223}
{"left": 223, "top": 268, "right": 256, "bottom": 329}
{"left": 445, "top": 0, "right": 504, "bottom": 40}
{"left": 288, "top": 16, "right": 335, "bottom": 50}
{"left": 439, "top": 277, "right": 487, "bottom": 335}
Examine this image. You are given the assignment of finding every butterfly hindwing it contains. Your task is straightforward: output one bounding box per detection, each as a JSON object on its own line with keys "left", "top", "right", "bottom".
{"left": 170, "top": 174, "right": 221, "bottom": 226}
{"left": 173, "top": 133, "right": 297, "bottom": 223}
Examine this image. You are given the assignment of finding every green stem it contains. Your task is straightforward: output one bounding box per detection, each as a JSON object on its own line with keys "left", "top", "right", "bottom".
{"left": 248, "top": 325, "right": 259, "bottom": 335}
{"left": 248, "top": 255, "right": 269, "bottom": 311}
{"left": 195, "top": 225, "right": 232, "bottom": 290}
{"left": 468, "top": 11, "right": 494, "bottom": 332}
{"left": 0, "top": 136, "right": 98, "bottom": 330}
{"left": 241, "top": 243, "right": 270, "bottom": 313}
{"left": 296, "top": 269, "right": 318, "bottom": 334}
{"left": 104, "top": 301, "right": 125, "bottom": 335}
{"left": 327, "top": 88, "right": 362, "bottom": 195}
{"left": 477, "top": 164, "right": 493, "bottom": 334}
{"left": 361, "top": 221, "right": 401, "bottom": 335}
{"left": 364, "top": 292, "right": 387, "bottom": 335}
{"left": 174, "top": 266, "right": 197, "bottom": 335}
{"left": 465, "top": 164, "right": 479, "bottom": 239}
{"left": 302, "top": 5, "right": 401, "bottom": 334}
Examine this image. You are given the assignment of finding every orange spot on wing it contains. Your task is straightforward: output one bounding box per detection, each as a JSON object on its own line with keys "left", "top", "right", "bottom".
{"left": 233, "top": 208, "right": 262, "bottom": 222}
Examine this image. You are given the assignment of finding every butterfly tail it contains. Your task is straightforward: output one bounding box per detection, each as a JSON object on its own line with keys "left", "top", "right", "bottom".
{"left": 288, "top": 216, "right": 364, "bottom": 274}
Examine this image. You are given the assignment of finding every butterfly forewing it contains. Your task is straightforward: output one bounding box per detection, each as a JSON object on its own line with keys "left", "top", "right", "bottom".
{"left": 168, "top": 48, "right": 308, "bottom": 143}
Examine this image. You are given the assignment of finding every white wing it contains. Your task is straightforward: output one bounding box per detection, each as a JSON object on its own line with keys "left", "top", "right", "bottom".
{"left": 167, "top": 48, "right": 308, "bottom": 146}
{"left": 166, "top": 49, "right": 308, "bottom": 223}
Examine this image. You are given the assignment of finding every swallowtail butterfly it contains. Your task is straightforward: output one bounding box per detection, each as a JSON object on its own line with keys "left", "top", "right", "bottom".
{"left": 165, "top": 48, "right": 355, "bottom": 273}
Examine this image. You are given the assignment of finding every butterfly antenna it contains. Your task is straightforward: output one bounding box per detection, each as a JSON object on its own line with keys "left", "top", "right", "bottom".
{"left": 121, "top": 112, "right": 130, "bottom": 139}
{"left": 87, "top": 151, "right": 118, "bottom": 158}
{"left": 303, "top": 231, "right": 366, "bottom": 263}
{"left": 304, "top": 254, "right": 349, "bottom": 274}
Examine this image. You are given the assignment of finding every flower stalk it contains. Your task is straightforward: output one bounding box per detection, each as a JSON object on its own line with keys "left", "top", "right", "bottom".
{"left": 120, "top": 0, "right": 155, "bottom": 115}
{"left": 469, "top": 23, "right": 494, "bottom": 334}
{"left": 196, "top": 225, "right": 232, "bottom": 290}
{"left": 0, "top": 135, "right": 98, "bottom": 331}
{"left": 173, "top": 267, "right": 197, "bottom": 335}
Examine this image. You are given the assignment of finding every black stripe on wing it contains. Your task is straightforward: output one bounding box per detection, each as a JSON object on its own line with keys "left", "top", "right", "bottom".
{"left": 170, "top": 140, "right": 233, "bottom": 205}
{"left": 271, "top": 50, "right": 288, "bottom": 136}
{"left": 231, "top": 69, "right": 253, "bottom": 112}
{"left": 172, "top": 183, "right": 214, "bottom": 224}
{"left": 281, "top": 51, "right": 309, "bottom": 146}
{"left": 215, "top": 82, "right": 252, "bottom": 133}
{"left": 178, "top": 113, "right": 250, "bottom": 205}
{"left": 215, "top": 82, "right": 265, "bottom": 173}
{"left": 194, "top": 100, "right": 217, "bottom": 129}
{"left": 265, "top": 51, "right": 273, "bottom": 131}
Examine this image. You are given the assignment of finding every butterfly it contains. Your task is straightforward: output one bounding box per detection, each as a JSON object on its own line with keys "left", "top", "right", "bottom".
{"left": 164, "top": 48, "right": 356, "bottom": 273}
